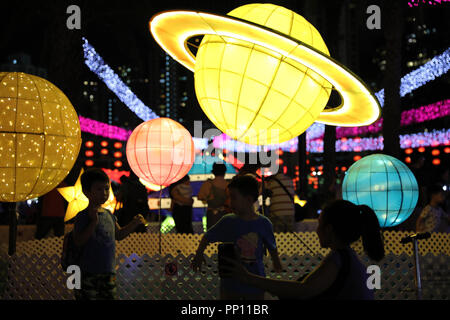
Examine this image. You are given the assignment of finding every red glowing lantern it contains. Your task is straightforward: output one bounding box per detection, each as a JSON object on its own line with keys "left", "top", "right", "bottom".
{"left": 405, "top": 157, "right": 411, "bottom": 164}
{"left": 353, "top": 155, "right": 362, "bottom": 161}
{"left": 101, "top": 141, "right": 108, "bottom": 147}
{"left": 114, "top": 142, "right": 123, "bottom": 149}
{"left": 114, "top": 160, "right": 123, "bottom": 167}
{"left": 85, "top": 150, "right": 94, "bottom": 157}
{"left": 405, "top": 148, "right": 413, "bottom": 155}
{"left": 444, "top": 147, "right": 450, "bottom": 154}
{"left": 114, "top": 151, "right": 123, "bottom": 158}
{"left": 85, "top": 160, "right": 94, "bottom": 167}
{"left": 431, "top": 149, "right": 440, "bottom": 156}
{"left": 101, "top": 149, "right": 109, "bottom": 155}
{"left": 85, "top": 141, "right": 94, "bottom": 148}
{"left": 126, "top": 118, "right": 195, "bottom": 186}
{"left": 432, "top": 158, "right": 441, "bottom": 166}
{"left": 418, "top": 147, "right": 425, "bottom": 153}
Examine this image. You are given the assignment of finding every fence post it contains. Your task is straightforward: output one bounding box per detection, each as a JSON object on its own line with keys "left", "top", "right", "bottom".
{"left": 8, "top": 203, "right": 17, "bottom": 256}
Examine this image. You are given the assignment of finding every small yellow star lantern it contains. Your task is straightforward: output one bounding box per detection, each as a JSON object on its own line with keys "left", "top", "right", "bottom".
{"left": 0, "top": 72, "right": 81, "bottom": 202}
{"left": 150, "top": 3, "right": 381, "bottom": 145}
{"left": 58, "top": 169, "right": 117, "bottom": 222}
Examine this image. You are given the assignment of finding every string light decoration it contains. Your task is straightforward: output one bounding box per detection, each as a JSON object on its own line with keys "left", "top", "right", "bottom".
{"left": 150, "top": 3, "right": 381, "bottom": 146}
{"left": 336, "top": 99, "right": 450, "bottom": 138}
{"left": 126, "top": 118, "right": 195, "bottom": 186}
{"left": 342, "top": 154, "right": 419, "bottom": 228}
{"left": 0, "top": 72, "right": 81, "bottom": 202}
{"left": 375, "top": 47, "right": 450, "bottom": 106}
{"left": 307, "top": 128, "right": 450, "bottom": 153}
{"left": 82, "top": 37, "right": 158, "bottom": 121}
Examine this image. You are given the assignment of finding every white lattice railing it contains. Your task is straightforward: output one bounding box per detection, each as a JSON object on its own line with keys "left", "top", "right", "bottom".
{"left": 2, "top": 231, "right": 449, "bottom": 257}
{"left": 0, "top": 232, "right": 449, "bottom": 300}
{"left": 1, "top": 251, "right": 449, "bottom": 300}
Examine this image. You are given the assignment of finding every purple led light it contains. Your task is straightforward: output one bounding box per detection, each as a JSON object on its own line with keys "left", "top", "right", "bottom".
{"left": 307, "top": 129, "right": 450, "bottom": 153}
{"left": 79, "top": 116, "right": 133, "bottom": 141}
{"left": 336, "top": 99, "right": 450, "bottom": 138}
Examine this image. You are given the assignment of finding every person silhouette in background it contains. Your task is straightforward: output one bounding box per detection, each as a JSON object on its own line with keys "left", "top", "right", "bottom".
{"left": 116, "top": 172, "right": 149, "bottom": 233}
{"left": 35, "top": 181, "right": 67, "bottom": 239}
{"left": 198, "top": 163, "right": 230, "bottom": 230}
{"left": 416, "top": 184, "right": 449, "bottom": 233}
{"left": 169, "top": 175, "right": 194, "bottom": 234}
{"left": 222, "top": 199, "right": 385, "bottom": 300}
{"left": 265, "top": 170, "right": 295, "bottom": 233}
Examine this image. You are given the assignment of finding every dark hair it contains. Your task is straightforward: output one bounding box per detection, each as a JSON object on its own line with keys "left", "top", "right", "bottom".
{"left": 81, "top": 168, "right": 110, "bottom": 192}
{"left": 228, "top": 174, "right": 259, "bottom": 202}
{"left": 321, "top": 200, "right": 385, "bottom": 262}
{"left": 212, "top": 162, "right": 226, "bottom": 176}
{"left": 428, "top": 184, "right": 444, "bottom": 198}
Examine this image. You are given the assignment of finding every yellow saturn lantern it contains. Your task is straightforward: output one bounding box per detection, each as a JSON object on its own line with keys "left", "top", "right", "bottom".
{"left": 150, "top": 3, "right": 380, "bottom": 145}
{"left": 0, "top": 72, "right": 81, "bottom": 202}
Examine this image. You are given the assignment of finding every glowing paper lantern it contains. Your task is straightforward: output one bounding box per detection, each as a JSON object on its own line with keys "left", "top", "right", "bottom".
{"left": 150, "top": 3, "right": 380, "bottom": 146}
{"left": 58, "top": 169, "right": 117, "bottom": 222}
{"left": 0, "top": 72, "right": 81, "bottom": 202}
{"left": 139, "top": 178, "right": 166, "bottom": 192}
{"left": 342, "top": 154, "right": 419, "bottom": 228}
{"left": 126, "top": 118, "right": 195, "bottom": 186}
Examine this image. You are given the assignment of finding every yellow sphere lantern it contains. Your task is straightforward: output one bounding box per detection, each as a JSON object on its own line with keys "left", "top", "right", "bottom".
{"left": 0, "top": 72, "right": 82, "bottom": 202}
{"left": 150, "top": 3, "right": 381, "bottom": 146}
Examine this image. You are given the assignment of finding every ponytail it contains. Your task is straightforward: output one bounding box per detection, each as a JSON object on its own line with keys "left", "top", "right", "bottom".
{"left": 358, "top": 205, "right": 385, "bottom": 262}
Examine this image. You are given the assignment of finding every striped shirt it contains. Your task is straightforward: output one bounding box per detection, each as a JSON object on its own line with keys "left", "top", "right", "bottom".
{"left": 266, "top": 173, "right": 295, "bottom": 217}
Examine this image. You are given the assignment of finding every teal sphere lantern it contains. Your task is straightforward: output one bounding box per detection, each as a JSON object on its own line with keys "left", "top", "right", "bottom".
{"left": 342, "top": 154, "right": 419, "bottom": 228}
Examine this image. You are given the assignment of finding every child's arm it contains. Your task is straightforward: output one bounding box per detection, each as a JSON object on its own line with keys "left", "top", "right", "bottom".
{"left": 73, "top": 210, "right": 98, "bottom": 247}
{"left": 268, "top": 248, "right": 283, "bottom": 273}
{"left": 192, "top": 235, "right": 210, "bottom": 272}
{"left": 115, "top": 214, "right": 147, "bottom": 240}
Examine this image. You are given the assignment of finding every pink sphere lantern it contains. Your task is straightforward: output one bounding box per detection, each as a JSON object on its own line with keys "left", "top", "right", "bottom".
{"left": 126, "top": 118, "right": 195, "bottom": 186}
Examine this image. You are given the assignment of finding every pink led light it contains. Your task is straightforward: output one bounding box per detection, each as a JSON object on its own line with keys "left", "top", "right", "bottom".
{"left": 308, "top": 129, "right": 450, "bottom": 153}
{"left": 79, "top": 116, "right": 133, "bottom": 141}
{"left": 335, "top": 100, "right": 450, "bottom": 139}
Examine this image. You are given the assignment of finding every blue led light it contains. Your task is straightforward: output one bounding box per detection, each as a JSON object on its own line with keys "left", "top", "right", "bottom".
{"left": 82, "top": 37, "right": 158, "bottom": 121}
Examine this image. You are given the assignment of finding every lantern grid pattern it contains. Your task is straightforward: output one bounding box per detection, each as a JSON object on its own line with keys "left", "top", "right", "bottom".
{"left": 342, "top": 154, "right": 419, "bottom": 228}
{"left": 0, "top": 72, "right": 81, "bottom": 202}
{"left": 194, "top": 3, "right": 332, "bottom": 146}
{"left": 126, "top": 118, "right": 194, "bottom": 187}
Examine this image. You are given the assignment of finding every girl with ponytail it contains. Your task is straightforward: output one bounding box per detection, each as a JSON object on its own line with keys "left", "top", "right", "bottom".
{"left": 222, "top": 199, "right": 385, "bottom": 300}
